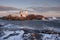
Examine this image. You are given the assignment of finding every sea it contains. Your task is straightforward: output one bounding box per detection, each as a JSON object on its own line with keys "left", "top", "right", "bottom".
{"left": 0, "top": 18, "right": 60, "bottom": 40}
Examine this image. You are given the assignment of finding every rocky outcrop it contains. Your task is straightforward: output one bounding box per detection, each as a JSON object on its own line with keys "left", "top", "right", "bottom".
{"left": 26, "top": 14, "right": 36, "bottom": 20}
{"left": 35, "top": 15, "right": 45, "bottom": 20}
{"left": 2, "top": 15, "right": 20, "bottom": 20}
{"left": 1, "top": 14, "right": 46, "bottom": 21}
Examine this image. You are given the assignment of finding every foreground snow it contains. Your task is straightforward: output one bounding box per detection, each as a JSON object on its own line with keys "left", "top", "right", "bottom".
{"left": 0, "top": 20, "right": 60, "bottom": 40}
{"left": 0, "top": 30, "right": 60, "bottom": 40}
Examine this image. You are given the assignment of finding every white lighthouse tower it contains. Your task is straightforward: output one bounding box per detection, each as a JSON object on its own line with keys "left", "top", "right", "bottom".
{"left": 19, "top": 9, "right": 28, "bottom": 17}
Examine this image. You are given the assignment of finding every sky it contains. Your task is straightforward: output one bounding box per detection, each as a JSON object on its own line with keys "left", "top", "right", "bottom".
{"left": 0, "top": 0, "right": 60, "bottom": 8}
{"left": 0, "top": 0, "right": 60, "bottom": 17}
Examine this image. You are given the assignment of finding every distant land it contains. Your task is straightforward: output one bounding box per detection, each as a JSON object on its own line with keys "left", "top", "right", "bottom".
{"left": 0, "top": 5, "right": 19, "bottom": 11}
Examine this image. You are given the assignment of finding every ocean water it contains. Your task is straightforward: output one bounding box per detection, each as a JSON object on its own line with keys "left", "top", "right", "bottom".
{"left": 0, "top": 19, "right": 60, "bottom": 40}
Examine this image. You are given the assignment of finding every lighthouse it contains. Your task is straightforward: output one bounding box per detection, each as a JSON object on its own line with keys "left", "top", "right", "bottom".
{"left": 19, "top": 9, "right": 28, "bottom": 20}
{"left": 19, "top": 9, "right": 28, "bottom": 17}
{"left": 19, "top": 9, "right": 23, "bottom": 17}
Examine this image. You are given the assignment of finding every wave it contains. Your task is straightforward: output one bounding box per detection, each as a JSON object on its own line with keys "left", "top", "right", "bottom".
{"left": 0, "top": 20, "right": 60, "bottom": 40}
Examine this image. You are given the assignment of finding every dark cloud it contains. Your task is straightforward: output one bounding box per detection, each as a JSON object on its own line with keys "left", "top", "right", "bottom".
{"left": 0, "top": 5, "right": 19, "bottom": 11}
{"left": 27, "top": 7, "right": 60, "bottom": 12}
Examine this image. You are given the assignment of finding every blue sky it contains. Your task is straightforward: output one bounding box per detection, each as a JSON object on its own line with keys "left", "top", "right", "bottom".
{"left": 0, "top": 0, "right": 60, "bottom": 8}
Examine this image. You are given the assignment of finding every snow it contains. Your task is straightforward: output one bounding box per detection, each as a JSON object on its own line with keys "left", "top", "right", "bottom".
{"left": 0, "top": 30, "right": 60, "bottom": 40}
{"left": 42, "top": 34, "right": 59, "bottom": 40}
{"left": 1, "top": 31, "right": 14, "bottom": 39}
{"left": 0, "top": 30, "right": 24, "bottom": 40}
{"left": 4, "top": 30, "right": 24, "bottom": 40}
